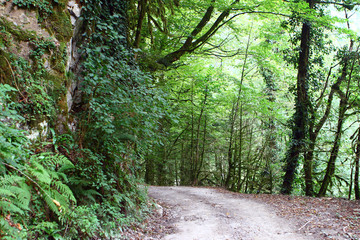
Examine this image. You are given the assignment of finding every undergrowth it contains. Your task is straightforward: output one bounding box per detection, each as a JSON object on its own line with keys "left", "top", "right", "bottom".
{"left": 0, "top": 0, "right": 167, "bottom": 239}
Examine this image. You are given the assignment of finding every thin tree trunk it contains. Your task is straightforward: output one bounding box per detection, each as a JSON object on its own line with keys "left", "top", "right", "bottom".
{"left": 225, "top": 27, "right": 252, "bottom": 189}
{"left": 225, "top": 102, "right": 236, "bottom": 188}
{"left": 190, "top": 83, "right": 195, "bottom": 184}
{"left": 304, "top": 130, "right": 315, "bottom": 196}
{"left": 236, "top": 104, "right": 244, "bottom": 191}
{"left": 355, "top": 127, "right": 360, "bottom": 199}
{"left": 317, "top": 38, "right": 356, "bottom": 196}
{"left": 134, "top": 0, "right": 147, "bottom": 48}
{"left": 197, "top": 114, "right": 208, "bottom": 181}
{"left": 193, "top": 88, "right": 208, "bottom": 184}
{"left": 349, "top": 161, "right": 353, "bottom": 200}
{"left": 318, "top": 98, "right": 347, "bottom": 196}
{"left": 259, "top": 66, "right": 277, "bottom": 194}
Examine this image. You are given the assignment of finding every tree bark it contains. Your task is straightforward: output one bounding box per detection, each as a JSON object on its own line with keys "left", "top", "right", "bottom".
{"left": 317, "top": 40, "right": 355, "bottom": 196}
{"left": 133, "top": 0, "right": 147, "bottom": 48}
{"left": 318, "top": 97, "right": 347, "bottom": 196}
{"left": 281, "top": 0, "right": 314, "bottom": 194}
{"left": 225, "top": 102, "right": 236, "bottom": 188}
{"left": 354, "top": 127, "right": 360, "bottom": 199}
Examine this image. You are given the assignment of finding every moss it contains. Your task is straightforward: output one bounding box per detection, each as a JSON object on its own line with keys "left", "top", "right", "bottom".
{"left": 46, "top": 72, "right": 67, "bottom": 91}
{"left": 51, "top": 42, "right": 67, "bottom": 73}
{"left": 43, "top": 7, "right": 73, "bottom": 42}
{"left": 0, "top": 17, "right": 37, "bottom": 42}
{"left": 0, "top": 50, "right": 13, "bottom": 84}
{"left": 56, "top": 0, "right": 69, "bottom": 8}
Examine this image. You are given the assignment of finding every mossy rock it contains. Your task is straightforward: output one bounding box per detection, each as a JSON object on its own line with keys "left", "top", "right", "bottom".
{"left": 0, "top": 17, "right": 37, "bottom": 42}
{"left": 42, "top": 7, "right": 72, "bottom": 42}
{"left": 0, "top": 50, "right": 12, "bottom": 84}
{"left": 50, "top": 42, "right": 67, "bottom": 73}
{"left": 46, "top": 71, "right": 68, "bottom": 92}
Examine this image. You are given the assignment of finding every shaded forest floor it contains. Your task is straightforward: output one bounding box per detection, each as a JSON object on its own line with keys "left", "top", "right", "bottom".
{"left": 121, "top": 187, "right": 360, "bottom": 239}
{"left": 222, "top": 190, "right": 360, "bottom": 239}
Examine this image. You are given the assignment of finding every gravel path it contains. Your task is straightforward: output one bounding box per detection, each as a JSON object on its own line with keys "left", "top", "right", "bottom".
{"left": 148, "top": 186, "right": 314, "bottom": 240}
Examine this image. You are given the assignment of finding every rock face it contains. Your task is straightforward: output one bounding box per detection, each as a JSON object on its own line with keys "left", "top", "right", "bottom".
{"left": 65, "top": 0, "right": 85, "bottom": 116}
{"left": 1, "top": 1, "right": 51, "bottom": 39}
{"left": 0, "top": 0, "right": 83, "bottom": 138}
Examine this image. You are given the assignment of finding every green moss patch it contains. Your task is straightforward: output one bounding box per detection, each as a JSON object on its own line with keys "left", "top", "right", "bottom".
{"left": 0, "top": 50, "right": 12, "bottom": 84}
{"left": 42, "top": 7, "right": 73, "bottom": 42}
{"left": 0, "top": 17, "right": 37, "bottom": 42}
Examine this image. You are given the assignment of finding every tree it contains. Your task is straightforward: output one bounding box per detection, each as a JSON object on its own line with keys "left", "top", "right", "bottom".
{"left": 281, "top": 0, "right": 315, "bottom": 195}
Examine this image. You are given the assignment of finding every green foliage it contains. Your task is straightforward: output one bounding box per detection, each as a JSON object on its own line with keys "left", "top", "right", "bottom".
{"left": 5, "top": 36, "right": 69, "bottom": 123}
{"left": 0, "top": 152, "right": 76, "bottom": 239}
{"left": 67, "top": 204, "right": 102, "bottom": 238}
{"left": 79, "top": 0, "right": 168, "bottom": 180}
{"left": 0, "top": 84, "right": 27, "bottom": 167}
{"left": 0, "top": 84, "right": 78, "bottom": 239}
{"left": 9, "top": 54, "right": 55, "bottom": 121}
{"left": 13, "top": 0, "right": 53, "bottom": 16}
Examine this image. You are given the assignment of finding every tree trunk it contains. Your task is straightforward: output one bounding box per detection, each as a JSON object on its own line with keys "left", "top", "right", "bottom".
{"left": 281, "top": 0, "right": 314, "bottom": 194}
{"left": 225, "top": 102, "right": 236, "bottom": 188}
{"left": 355, "top": 127, "right": 360, "bottom": 200}
{"left": 236, "top": 104, "right": 244, "bottom": 191}
{"left": 303, "top": 129, "right": 315, "bottom": 196}
{"left": 197, "top": 114, "right": 208, "bottom": 181}
{"left": 318, "top": 98, "right": 347, "bottom": 196}
{"left": 133, "top": 0, "right": 147, "bottom": 48}
{"left": 259, "top": 66, "right": 277, "bottom": 194}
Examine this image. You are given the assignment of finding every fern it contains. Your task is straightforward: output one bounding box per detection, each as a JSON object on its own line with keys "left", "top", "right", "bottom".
{"left": 0, "top": 174, "right": 30, "bottom": 213}
{"left": 52, "top": 180, "right": 76, "bottom": 203}
{"left": 0, "top": 200, "right": 24, "bottom": 214}
{"left": 27, "top": 153, "right": 77, "bottom": 215}
{"left": 28, "top": 160, "right": 52, "bottom": 184}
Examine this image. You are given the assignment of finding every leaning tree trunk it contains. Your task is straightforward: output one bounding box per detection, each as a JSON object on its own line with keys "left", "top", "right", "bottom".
{"left": 317, "top": 39, "right": 356, "bottom": 196}
{"left": 318, "top": 97, "right": 347, "bottom": 196}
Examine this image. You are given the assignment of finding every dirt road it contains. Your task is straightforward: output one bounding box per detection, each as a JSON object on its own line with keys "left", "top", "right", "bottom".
{"left": 148, "top": 186, "right": 314, "bottom": 240}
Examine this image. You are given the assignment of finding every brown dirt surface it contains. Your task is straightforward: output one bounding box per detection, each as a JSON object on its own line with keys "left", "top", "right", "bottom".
{"left": 147, "top": 186, "right": 315, "bottom": 239}
{"left": 117, "top": 202, "right": 175, "bottom": 240}
{"left": 231, "top": 191, "right": 360, "bottom": 240}
{"left": 120, "top": 186, "right": 360, "bottom": 240}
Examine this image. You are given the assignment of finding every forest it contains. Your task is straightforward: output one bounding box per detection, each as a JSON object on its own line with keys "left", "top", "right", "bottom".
{"left": 0, "top": 0, "right": 360, "bottom": 238}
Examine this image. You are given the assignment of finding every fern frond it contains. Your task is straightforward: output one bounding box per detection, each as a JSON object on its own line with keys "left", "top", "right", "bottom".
{"left": 43, "top": 193, "right": 60, "bottom": 216}
{"left": 0, "top": 188, "right": 16, "bottom": 198}
{"left": 0, "top": 175, "right": 23, "bottom": 186}
{"left": 0, "top": 200, "right": 24, "bottom": 214}
{"left": 52, "top": 180, "right": 76, "bottom": 204}
{"left": 28, "top": 162, "right": 51, "bottom": 185}
{"left": 58, "top": 164, "right": 74, "bottom": 173}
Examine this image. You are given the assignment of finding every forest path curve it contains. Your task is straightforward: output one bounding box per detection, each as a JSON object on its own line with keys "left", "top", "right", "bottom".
{"left": 148, "top": 186, "right": 314, "bottom": 240}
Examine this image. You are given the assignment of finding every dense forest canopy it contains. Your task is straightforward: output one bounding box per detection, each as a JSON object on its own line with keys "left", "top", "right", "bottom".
{"left": 0, "top": 0, "right": 360, "bottom": 238}
{"left": 134, "top": 0, "right": 360, "bottom": 197}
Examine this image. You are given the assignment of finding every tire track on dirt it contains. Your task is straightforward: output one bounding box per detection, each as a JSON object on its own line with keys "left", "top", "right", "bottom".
{"left": 148, "top": 186, "right": 314, "bottom": 240}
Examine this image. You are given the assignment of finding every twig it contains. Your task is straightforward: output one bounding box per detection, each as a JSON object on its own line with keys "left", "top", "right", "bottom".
{"left": 298, "top": 219, "right": 311, "bottom": 231}
{"left": 3, "top": 55, "right": 26, "bottom": 101}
